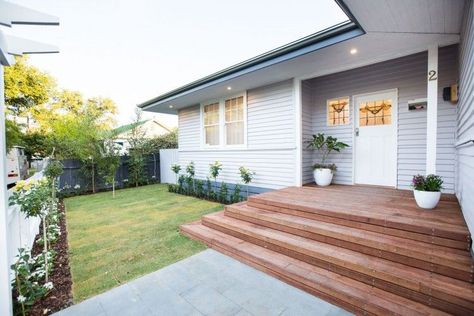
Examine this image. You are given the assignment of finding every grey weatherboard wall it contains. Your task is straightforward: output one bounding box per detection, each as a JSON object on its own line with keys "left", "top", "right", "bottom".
{"left": 302, "top": 45, "right": 458, "bottom": 193}
{"left": 457, "top": 0, "right": 474, "bottom": 236}
{"left": 178, "top": 80, "right": 296, "bottom": 190}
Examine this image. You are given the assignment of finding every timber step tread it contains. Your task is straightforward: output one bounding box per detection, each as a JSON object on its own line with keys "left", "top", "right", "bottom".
{"left": 248, "top": 188, "right": 470, "bottom": 242}
{"left": 181, "top": 221, "right": 451, "bottom": 316}
{"left": 202, "top": 211, "right": 474, "bottom": 313}
{"left": 224, "top": 203, "right": 473, "bottom": 281}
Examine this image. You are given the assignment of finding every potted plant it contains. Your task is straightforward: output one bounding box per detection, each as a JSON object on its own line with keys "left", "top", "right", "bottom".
{"left": 412, "top": 174, "right": 443, "bottom": 209}
{"left": 306, "top": 133, "right": 348, "bottom": 186}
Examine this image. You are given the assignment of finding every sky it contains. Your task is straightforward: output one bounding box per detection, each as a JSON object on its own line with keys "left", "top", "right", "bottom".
{"left": 5, "top": 0, "right": 347, "bottom": 127}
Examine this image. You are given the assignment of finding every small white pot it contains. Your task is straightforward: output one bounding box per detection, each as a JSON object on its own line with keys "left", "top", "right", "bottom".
{"left": 413, "top": 190, "right": 441, "bottom": 209}
{"left": 313, "top": 168, "right": 333, "bottom": 186}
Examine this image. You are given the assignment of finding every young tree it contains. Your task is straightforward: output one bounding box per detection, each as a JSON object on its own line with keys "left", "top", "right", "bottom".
{"left": 127, "top": 108, "right": 152, "bottom": 187}
{"left": 97, "top": 139, "right": 121, "bottom": 197}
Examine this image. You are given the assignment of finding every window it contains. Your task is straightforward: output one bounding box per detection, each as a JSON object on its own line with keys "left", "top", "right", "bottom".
{"left": 225, "top": 96, "right": 244, "bottom": 145}
{"left": 327, "top": 97, "right": 350, "bottom": 126}
{"left": 203, "top": 102, "right": 220, "bottom": 145}
{"left": 201, "top": 93, "right": 246, "bottom": 148}
{"left": 359, "top": 99, "right": 392, "bottom": 126}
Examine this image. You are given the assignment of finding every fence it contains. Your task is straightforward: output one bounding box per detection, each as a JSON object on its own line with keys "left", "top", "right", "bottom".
{"left": 7, "top": 169, "right": 45, "bottom": 281}
{"left": 58, "top": 153, "right": 160, "bottom": 194}
{"left": 159, "top": 149, "right": 179, "bottom": 184}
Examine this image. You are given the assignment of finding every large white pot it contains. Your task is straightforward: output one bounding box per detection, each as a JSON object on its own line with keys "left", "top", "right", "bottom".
{"left": 413, "top": 190, "right": 441, "bottom": 209}
{"left": 313, "top": 168, "right": 333, "bottom": 186}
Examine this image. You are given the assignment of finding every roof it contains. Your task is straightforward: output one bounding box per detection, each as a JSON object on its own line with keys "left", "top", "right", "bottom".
{"left": 138, "top": 0, "right": 358, "bottom": 110}
{"left": 113, "top": 120, "right": 149, "bottom": 135}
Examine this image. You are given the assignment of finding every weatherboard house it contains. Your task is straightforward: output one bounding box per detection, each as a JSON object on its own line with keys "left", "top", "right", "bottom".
{"left": 139, "top": 1, "right": 474, "bottom": 314}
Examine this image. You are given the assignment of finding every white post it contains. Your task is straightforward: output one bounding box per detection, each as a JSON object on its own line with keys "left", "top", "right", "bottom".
{"left": 426, "top": 45, "right": 438, "bottom": 175}
{"left": 294, "top": 78, "right": 303, "bottom": 187}
{"left": 0, "top": 64, "right": 13, "bottom": 316}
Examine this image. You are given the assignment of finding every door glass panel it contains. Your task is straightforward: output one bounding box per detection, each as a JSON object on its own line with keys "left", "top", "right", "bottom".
{"left": 359, "top": 99, "right": 392, "bottom": 127}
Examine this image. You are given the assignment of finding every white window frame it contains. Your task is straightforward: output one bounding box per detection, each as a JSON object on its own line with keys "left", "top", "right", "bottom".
{"left": 200, "top": 92, "right": 247, "bottom": 149}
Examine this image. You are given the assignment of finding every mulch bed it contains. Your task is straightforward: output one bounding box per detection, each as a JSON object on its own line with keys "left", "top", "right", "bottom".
{"left": 29, "top": 201, "right": 73, "bottom": 315}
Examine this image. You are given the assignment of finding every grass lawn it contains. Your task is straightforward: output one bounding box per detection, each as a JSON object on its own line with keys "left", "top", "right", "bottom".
{"left": 64, "top": 184, "right": 222, "bottom": 302}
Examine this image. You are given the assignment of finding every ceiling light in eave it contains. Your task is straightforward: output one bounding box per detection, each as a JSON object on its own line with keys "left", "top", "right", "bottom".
{"left": 169, "top": 105, "right": 174, "bottom": 109}
{"left": 350, "top": 48, "right": 358, "bottom": 55}
{"left": 227, "top": 86, "right": 232, "bottom": 90}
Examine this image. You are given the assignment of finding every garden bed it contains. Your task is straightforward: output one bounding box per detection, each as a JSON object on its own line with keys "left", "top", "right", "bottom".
{"left": 28, "top": 201, "right": 73, "bottom": 315}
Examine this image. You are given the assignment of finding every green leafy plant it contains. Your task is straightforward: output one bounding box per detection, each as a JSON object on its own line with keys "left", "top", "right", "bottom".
{"left": 186, "top": 161, "right": 195, "bottom": 193}
{"left": 312, "top": 163, "right": 337, "bottom": 172}
{"left": 205, "top": 178, "right": 214, "bottom": 200}
{"left": 171, "top": 164, "right": 181, "bottom": 184}
{"left": 218, "top": 182, "right": 229, "bottom": 204}
{"left": 97, "top": 140, "right": 121, "bottom": 198}
{"left": 306, "top": 133, "right": 348, "bottom": 171}
{"left": 231, "top": 184, "right": 242, "bottom": 203}
{"left": 239, "top": 166, "right": 255, "bottom": 199}
{"left": 178, "top": 175, "right": 186, "bottom": 194}
{"left": 185, "top": 176, "right": 194, "bottom": 195}
{"left": 44, "top": 160, "right": 64, "bottom": 200}
{"left": 412, "top": 174, "right": 443, "bottom": 192}
{"left": 209, "top": 161, "right": 222, "bottom": 195}
{"left": 195, "top": 179, "right": 204, "bottom": 198}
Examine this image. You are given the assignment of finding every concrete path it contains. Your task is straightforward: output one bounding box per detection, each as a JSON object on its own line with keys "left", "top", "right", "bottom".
{"left": 55, "top": 249, "right": 351, "bottom": 316}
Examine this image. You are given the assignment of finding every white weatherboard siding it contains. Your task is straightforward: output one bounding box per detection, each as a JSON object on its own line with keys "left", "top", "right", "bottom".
{"left": 178, "top": 80, "right": 296, "bottom": 189}
{"left": 457, "top": 0, "right": 474, "bottom": 236}
{"left": 303, "top": 45, "right": 458, "bottom": 192}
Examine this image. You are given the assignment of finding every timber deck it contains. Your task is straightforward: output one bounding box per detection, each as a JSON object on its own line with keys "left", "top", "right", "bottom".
{"left": 181, "top": 185, "right": 474, "bottom": 315}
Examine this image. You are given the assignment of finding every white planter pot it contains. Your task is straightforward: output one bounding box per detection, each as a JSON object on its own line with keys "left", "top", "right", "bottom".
{"left": 313, "top": 168, "right": 333, "bottom": 186}
{"left": 413, "top": 190, "right": 441, "bottom": 209}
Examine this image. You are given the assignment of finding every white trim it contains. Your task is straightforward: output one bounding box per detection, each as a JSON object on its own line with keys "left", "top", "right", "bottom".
{"left": 426, "top": 45, "right": 438, "bottom": 174}
{"left": 352, "top": 88, "right": 399, "bottom": 188}
{"left": 326, "top": 96, "right": 351, "bottom": 127}
{"left": 199, "top": 92, "right": 247, "bottom": 150}
{"left": 294, "top": 78, "right": 303, "bottom": 187}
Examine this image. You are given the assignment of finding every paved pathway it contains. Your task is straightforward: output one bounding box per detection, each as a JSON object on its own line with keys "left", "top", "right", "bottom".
{"left": 55, "top": 249, "right": 351, "bottom": 316}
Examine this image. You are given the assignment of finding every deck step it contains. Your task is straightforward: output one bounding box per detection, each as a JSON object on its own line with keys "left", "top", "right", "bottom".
{"left": 225, "top": 203, "right": 473, "bottom": 282}
{"left": 248, "top": 187, "right": 470, "bottom": 250}
{"left": 202, "top": 211, "right": 474, "bottom": 315}
{"left": 181, "top": 221, "right": 451, "bottom": 316}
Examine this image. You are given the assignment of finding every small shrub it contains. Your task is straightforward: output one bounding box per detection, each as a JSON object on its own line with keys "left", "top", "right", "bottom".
{"left": 206, "top": 178, "right": 214, "bottom": 200}
{"left": 185, "top": 176, "right": 194, "bottom": 195}
{"left": 412, "top": 174, "right": 443, "bottom": 192}
{"left": 178, "top": 175, "right": 186, "bottom": 193}
{"left": 195, "top": 179, "right": 204, "bottom": 198}
{"left": 312, "top": 163, "right": 337, "bottom": 172}
{"left": 231, "top": 184, "right": 242, "bottom": 203}
{"left": 239, "top": 166, "right": 255, "bottom": 199}
{"left": 218, "top": 182, "right": 228, "bottom": 204}
{"left": 171, "top": 164, "right": 181, "bottom": 183}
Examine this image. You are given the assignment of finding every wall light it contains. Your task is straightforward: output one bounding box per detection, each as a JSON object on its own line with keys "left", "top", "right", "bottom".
{"left": 350, "top": 48, "right": 358, "bottom": 55}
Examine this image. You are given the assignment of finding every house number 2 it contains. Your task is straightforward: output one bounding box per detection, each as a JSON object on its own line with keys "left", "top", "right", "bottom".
{"left": 428, "top": 70, "right": 438, "bottom": 81}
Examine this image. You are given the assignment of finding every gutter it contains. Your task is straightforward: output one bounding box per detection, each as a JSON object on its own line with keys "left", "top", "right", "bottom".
{"left": 138, "top": 1, "right": 364, "bottom": 110}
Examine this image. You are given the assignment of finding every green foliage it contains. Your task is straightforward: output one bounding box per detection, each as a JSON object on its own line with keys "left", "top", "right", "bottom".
{"left": 178, "top": 175, "right": 186, "bottom": 193}
{"left": 206, "top": 178, "right": 214, "bottom": 200}
{"left": 97, "top": 140, "right": 121, "bottom": 197}
{"left": 185, "top": 176, "right": 194, "bottom": 195}
{"left": 218, "top": 182, "right": 229, "bottom": 204}
{"left": 209, "top": 161, "right": 222, "bottom": 181}
{"left": 20, "top": 132, "right": 48, "bottom": 161}
{"left": 306, "top": 133, "right": 349, "bottom": 165}
{"left": 4, "top": 56, "right": 55, "bottom": 116}
{"left": 239, "top": 166, "right": 255, "bottom": 199}
{"left": 412, "top": 174, "right": 443, "bottom": 192}
{"left": 186, "top": 161, "right": 195, "bottom": 178}
{"left": 11, "top": 248, "right": 53, "bottom": 316}
{"left": 171, "top": 164, "right": 181, "bottom": 175}
{"left": 231, "top": 184, "right": 242, "bottom": 203}
{"left": 6, "top": 119, "right": 23, "bottom": 152}
{"left": 313, "top": 163, "right": 337, "bottom": 172}
{"left": 9, "top": 179, "right": 51, "bottom": 218}
{"left": 195, "top": 179, "right": 204, "bottom": 198}
{"left": 44, "top": 160, "right": 64, "bottom": 180}
{"left": 127, "top": 109, "right": 153, "bottom": 187}
{"left": 146, "top": 129, "right": 178, "bottom": 151}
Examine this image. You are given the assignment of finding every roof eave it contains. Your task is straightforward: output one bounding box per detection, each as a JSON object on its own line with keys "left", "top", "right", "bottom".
{"left": 138, "top": 19, "right": 362, "bottom": 110}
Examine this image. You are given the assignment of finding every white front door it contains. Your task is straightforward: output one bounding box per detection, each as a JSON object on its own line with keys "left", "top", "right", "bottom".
{"left": 354, "top": 90, "right": 397, "bottom": 187}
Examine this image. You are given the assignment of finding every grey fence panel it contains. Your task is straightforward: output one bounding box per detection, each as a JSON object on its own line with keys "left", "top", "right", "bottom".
{"left": 58, "top": 153, "right": 160, "bottom": 193}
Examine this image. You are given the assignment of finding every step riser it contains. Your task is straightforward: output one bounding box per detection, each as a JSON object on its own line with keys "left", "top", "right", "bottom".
{"left": 225, "top": 208, "right": 473, "bottom": 282}
{"left": 202, "top": 218, "right": 472, "bottom": 315}
{"left": 180, "top": 225, "right": 433, "bottom": 316}
{"left": 247, "top": 200, "right": 469, "bottom": 250}
{"left": 180, "top": 228, "right": 371, "bottom": 316}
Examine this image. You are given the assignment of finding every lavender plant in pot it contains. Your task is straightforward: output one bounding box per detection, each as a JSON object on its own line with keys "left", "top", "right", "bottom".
{"left": 306, "top": 133, "right": 348, "bottom": 186}
{"left": 412, "top": 174, "right": 443, "bottom": 209}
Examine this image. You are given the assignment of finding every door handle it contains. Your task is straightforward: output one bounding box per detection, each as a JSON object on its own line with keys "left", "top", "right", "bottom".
{"left": 355, "top": 128, "right": 359, "bottom": 137}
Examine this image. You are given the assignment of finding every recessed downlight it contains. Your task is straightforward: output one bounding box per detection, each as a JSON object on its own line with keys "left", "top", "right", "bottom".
{"left": 350, "top": 48, "right": 358, "bottom": 55}
{"left": 227, "top": 86, "right": 232, "bottom": 90}
{"left": 169, "top": 105, "right": 174, "bottom": 108}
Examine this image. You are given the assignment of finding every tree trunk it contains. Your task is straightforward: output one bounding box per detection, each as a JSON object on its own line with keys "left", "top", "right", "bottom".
{"left": 91, "top": 162, "right": 95, "bottom": 193}
{"left": 112, "top": 177, "right": 115, "bottom": 198}
{"left": 52, "top": 178, "right": 56, "bottom": 200}
{"left": 42, "top": 217, "right": 48, "bottom": 282}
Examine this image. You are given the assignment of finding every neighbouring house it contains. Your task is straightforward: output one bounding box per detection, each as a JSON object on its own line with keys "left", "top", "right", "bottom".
{"left": 137, "top": 0, "right": 474, "bottom": 314}
{"left": 112, "top": 118, "right": 174, "bottom": 154}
